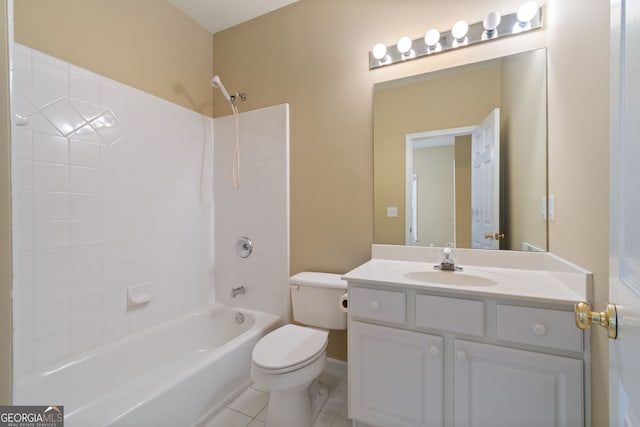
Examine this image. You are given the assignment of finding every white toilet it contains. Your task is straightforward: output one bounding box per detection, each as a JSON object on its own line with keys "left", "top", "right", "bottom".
{"left": 251, "top": 272, "right": 347, "bottom": 427}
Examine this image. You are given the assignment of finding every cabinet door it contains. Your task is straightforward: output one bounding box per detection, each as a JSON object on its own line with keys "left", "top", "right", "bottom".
{"left": 454, "top": 340, "right": 583, "bottom": 427}
{"left": 350, "top": 321, "right": 443, "bottom": 427}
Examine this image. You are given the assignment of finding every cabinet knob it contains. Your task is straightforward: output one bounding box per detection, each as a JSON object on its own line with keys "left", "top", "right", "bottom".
{"left": 456, "top": 350, "right": 467, "bottom": 361}
{"left": 370, "top": 300, "right": 380, "bottom": 311}
{"left": 430, "top": 346, "right": 440, "bottom": 356}
{"left": 533, "top": 323, "right": 547, "bottom": 336}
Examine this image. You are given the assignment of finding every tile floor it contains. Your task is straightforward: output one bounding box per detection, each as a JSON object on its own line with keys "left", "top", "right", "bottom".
{"left": 204, "top": 360, "right": 350, "bottom": 427}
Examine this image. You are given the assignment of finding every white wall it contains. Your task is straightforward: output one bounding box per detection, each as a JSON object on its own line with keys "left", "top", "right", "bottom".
{"left": 10, "top": 43, "right": 214, "bottom": 378}
{"left": 213, "top": 104, "right": 290, "bottom": 321}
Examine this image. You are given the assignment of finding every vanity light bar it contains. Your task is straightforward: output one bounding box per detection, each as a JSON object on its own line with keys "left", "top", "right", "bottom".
{"left": 369, "top": 5, "right": 543, "bottom": 69}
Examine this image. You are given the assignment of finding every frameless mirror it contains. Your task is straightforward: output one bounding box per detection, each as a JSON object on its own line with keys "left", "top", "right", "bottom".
{"left": 374, "top": 48, "right": 547, "bottom": 251}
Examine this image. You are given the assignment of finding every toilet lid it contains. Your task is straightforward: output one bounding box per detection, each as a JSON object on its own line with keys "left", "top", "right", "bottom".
{"left": 253, "top": 324, "right": 328, "bottom": 371}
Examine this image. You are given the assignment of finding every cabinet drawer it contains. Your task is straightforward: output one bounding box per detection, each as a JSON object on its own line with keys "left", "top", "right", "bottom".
{"left": 350, "top": 287, "right": 406, "bottom": 324}
{"left": 416, "top": 294, "right": 484, "bottom": 336}
{"left": 497, "top": 305, "right": 583, "bottom": 352}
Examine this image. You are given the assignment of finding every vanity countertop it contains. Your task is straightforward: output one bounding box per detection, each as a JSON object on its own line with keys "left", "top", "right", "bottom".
{"left": 342, "top": 245, "right": 593, "bottom": 305}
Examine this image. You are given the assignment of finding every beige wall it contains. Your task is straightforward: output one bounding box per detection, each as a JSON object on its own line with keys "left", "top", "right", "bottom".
{"left": 373, "top": 63, "right": 502, "bottom": 245}
{"left": 0, "top": 0, "right": 12, "bottom": 405}
{"left": 547, "top": 2, "right": 610, "bottom": 426}
{"left": 213, "top": 1, "right": 609, "bottom": 424}
{"left": 501, "top": 49, "right": 547, "bottom": 251}
{"left": 3, "top": 1, "right": 611, "bottom": 424}
{"left": 14, "top": 0, "right": 214, "bottom": 116}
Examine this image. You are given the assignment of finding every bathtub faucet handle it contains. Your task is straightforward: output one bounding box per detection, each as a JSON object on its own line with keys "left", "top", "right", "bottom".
{"left": 231, "top": 285, "right": 246, "bottom": 298}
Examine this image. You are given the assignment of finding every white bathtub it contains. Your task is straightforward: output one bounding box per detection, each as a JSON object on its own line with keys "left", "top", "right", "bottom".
{"left": 14, "top": 305, "right": 281, "bottom": 427}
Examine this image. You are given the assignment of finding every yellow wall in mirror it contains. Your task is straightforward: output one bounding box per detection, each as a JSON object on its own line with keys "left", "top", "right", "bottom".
{"left": 455, "top": 135, "right": 472, "bottom": 248}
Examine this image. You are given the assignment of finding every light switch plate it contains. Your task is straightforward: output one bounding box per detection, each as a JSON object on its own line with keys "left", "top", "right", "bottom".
{"left": 387, "top": 207, "right": 398, "bottom": 217}
{"left": 549, "top": 195, "right": 556, "bottom": 222}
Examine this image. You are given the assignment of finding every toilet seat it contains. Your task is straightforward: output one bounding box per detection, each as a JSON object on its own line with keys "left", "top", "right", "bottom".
{"left": 252, "top": 324, "right": 328, "bottom": 374}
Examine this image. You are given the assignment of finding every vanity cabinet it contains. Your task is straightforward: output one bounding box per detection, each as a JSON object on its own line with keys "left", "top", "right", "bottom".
{"left": 348, "top": 284, "right": 588, "bottom": 427}
{"left": 350, "top": 321, "right": 443, "bottom": 427}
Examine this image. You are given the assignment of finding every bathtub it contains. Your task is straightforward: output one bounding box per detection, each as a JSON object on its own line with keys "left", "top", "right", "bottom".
{"left": 14, "top": 305, "right": 281, "bottom": 427}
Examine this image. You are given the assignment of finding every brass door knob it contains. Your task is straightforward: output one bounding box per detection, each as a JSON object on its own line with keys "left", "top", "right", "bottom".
{"left": 574, "top": 301, "right": 618, "bottom": 339}
{"left": 484, "top": 232, "right": 505, "bottom": 240}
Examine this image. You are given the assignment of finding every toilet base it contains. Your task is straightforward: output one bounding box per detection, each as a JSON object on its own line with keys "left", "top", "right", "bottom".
{"left": 265, "top": 380, "right": 328, "bottom": 427}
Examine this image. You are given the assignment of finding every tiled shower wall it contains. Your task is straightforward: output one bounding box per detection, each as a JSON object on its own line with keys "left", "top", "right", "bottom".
{"left": 10, "top": 43, "right": 214, "bottom": 377}
{"left": 213, "top": 104, "right": 290, "bottom": 322}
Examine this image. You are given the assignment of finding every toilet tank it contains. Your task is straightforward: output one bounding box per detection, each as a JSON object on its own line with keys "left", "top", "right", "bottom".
{"left": 290, "top": 272, "right": 347, "bottom": 330}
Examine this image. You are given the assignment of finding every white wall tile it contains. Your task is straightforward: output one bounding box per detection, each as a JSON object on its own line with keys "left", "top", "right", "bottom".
{"left": 32, "top": 52, "right": 68, "bottom": 98}
{"left": 33, "top": 161, "right": 68, "bottom": 192}
{"left": 11, "top": 44, "right": 214, "bottom": 374}
{"left": 214, "top": 104, "right": 289, "bottom": 320}
{"left": 12, "top": 159, "right": 33, "bottom": 191}
{"left": 69, "top": 139, "right": 100, "bottom": 168}
{"left": 33, "top": 248, "right": 70, "bottom": 280}
{"left": 71, "top": 322, "right": 101, "bottom": 354}
{"left": 69, "top": 221, "right": 101, "bottom": 246}
{"left": 33, "top": 221, "right": 69, "bottom": 249}
{"left": 70, "top": 69, "right": 100, "bottom": 106}
{"left": 70, "top": 193, "right": 100, "bottom": 220}
{"left": 11, "top": 127, "right": 32, "bottom": 160}
{"left": 12, "top": 190, "right": 33, "bottom": 224}
{"left": 33, "top": 133, "right": 68, "bottom": 164}
{"left": 12, "top": 224, "right": 33, "bottom": 251}
{"left": 70, "top": 246, "right": 101, "bottom": 277}
{"left": 70, "top": 166, "right": 100, "bottom": 193}
{"left": 34, "top": 191, "right": 68, "bottom": 220}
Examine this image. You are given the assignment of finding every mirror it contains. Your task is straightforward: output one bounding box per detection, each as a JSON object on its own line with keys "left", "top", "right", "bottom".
{"left": 374, "top": 48, "right": 547, "bottom": 251}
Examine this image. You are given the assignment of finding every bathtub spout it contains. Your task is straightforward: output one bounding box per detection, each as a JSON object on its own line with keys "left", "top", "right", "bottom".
{"left": 231, "top": 286, "right": 246, "bottom": 298}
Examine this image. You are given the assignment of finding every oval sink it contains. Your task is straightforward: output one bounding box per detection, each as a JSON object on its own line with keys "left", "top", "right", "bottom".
{"left": 403, "top": 271, "right": 498, "bottom": 287}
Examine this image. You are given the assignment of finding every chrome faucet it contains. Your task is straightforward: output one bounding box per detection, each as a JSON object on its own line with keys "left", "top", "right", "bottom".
{"left": 434, "top": 246, "right": 463, "bottom": 272}
{"left": 230, "top": 285, "right": 246, "bottom": 298}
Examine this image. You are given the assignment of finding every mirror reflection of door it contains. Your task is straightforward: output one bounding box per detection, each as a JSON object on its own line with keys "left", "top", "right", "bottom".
{"left": 471, "top": 108, "right": 500, "bottom": 250}
{"left": 406, "top": 108, "right": 501, "bottom": 249}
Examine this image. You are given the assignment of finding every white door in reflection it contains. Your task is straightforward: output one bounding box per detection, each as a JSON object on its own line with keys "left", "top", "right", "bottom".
{"left": 471, "top": 108, "right": 501, "bottom": 250}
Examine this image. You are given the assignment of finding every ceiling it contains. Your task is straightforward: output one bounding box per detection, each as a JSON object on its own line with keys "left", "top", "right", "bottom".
{"left": 168, "top": 0, "right": 300, "bottom": 34}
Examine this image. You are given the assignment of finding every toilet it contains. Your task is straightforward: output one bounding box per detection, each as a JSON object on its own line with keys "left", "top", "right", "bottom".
{"left": 251, "top": 272, "right": 347, "bottom": 427}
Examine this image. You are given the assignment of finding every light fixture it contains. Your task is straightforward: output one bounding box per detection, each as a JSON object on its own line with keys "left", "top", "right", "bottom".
{"left": 424, "top": 29, "right": 441, "bottom": 52}
{"left": 451, "top": 20, "right": 469, "bottom": 42}
{"left": 517, "top": 1, "right": 538, "bottom": 25}
{"left": 397, "top": 36, "right": 413, "bottom": 56}
{"left": 483, "top": 11, "right": 501, "bottom": 39}
{"left": 368, "top": 4, "right": 542, "bottom": 69}
{"left": 372, "top": 43, "right": 387, "bottom": 61}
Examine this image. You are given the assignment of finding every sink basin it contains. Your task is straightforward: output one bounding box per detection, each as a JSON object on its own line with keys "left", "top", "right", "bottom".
{"left": 403, "top": 271, "right": 498, "bottom": 287}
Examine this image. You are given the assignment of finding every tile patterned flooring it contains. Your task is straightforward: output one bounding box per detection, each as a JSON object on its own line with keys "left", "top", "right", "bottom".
{"left": 204, "top": 361, "right": 350, "bottom": 427}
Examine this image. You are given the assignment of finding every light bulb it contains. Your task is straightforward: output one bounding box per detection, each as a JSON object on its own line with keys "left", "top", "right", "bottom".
{"left": 372, "top": 43, "right": 387, "bottom": 60}
{"left": 452, "top": 20, "right": 469, "bottom": 41}
{"left": 424, "top": 29, "right": 440, "bottom": 48}
{"left": 483, "top": 11, "right": 501, "bottom": 32}
{"left": 517, "top": 1, "right": 538, "bottom": 25}
{"left": 397, "top": 36, "right": 412, "bottom": 55}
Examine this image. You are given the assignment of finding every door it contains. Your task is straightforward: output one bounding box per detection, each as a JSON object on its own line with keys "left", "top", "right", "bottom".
{"left": 454, "top": 340, "right": 583, "bottom": 427}
{"left": 471, "top": 108, "right": 500, "bottom": 249}
{"left": 610, "top": 0, "right": 640, "bottom": 424}
{"left": 349, "top": 321, "right": 443, "bottom": 427}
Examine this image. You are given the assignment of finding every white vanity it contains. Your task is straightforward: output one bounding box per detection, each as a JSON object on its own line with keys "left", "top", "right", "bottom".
{"left": 344, "top": 245, "right": 592, "bottom": 427}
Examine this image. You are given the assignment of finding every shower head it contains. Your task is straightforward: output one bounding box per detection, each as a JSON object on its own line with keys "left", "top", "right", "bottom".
{"left": 211, "top": 75, "right": 233, "bottom": 104}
